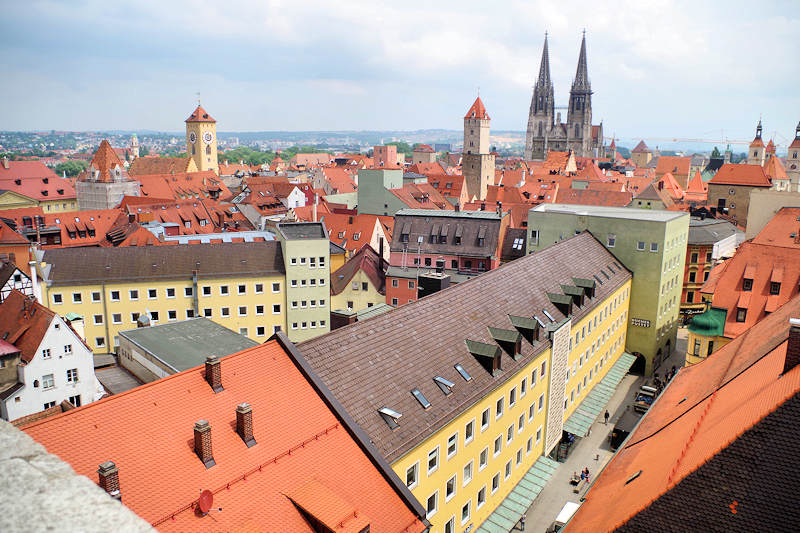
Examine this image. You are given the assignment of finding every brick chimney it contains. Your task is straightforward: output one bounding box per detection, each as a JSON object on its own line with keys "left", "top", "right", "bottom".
{"left": 97, "top": 461, "right": 121, "bottom": 500}
{"left": 783, "top": 318, "right": 800, "bottom": 375}
{"left": 1, "top": 156, "right": 9, "bottom": 170}
{"left": 193, "top": 420, "right": 215, "bottom": 468}
{"left": 236, "top": 403, "right": 257, "bottom": 447}
{"left": 204, "top": 355, "right": 223, "bottom": 392}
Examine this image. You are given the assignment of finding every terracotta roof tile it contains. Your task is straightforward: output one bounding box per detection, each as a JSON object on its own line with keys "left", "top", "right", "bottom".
{"left": 0, "top": 290, "right": 56, "bottom": 363}
{"left": 184, "top": 104, "right": 216, "bottom": 123}
{"left": 708, "top": 164, "right": 771, "bottom": 187}
{"left": 128, "top": 157, "right": 194, "bottom": 177}
{"left": 464, "top": 96, "right": 489, "bottom": 120}
{"left": 0, "top": 160, "right": 76, "bottom": 201}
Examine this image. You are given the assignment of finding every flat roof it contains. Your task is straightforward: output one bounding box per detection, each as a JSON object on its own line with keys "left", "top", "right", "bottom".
{"left": 276, "top": 221, "right": 327, "bottom": 239}
{"left": 395, "top": 208, "right": 502, "bottom": 220}
{"left": 118, "top": 318, "right": 258, "bottom": 372}
{"left": 530, "top": 203, "right": 688, "bottom": 222}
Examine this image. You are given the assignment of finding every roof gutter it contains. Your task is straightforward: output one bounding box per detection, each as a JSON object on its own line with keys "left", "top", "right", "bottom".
{"left": 272, "top": 330, "right": 430, "bottom": 528}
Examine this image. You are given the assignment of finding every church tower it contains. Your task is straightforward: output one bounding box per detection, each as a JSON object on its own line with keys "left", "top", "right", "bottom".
{"left": 747, "top": 120, "right": 766, "bottom": 166}
{"left": 185, "top": 103, "right": 219, "bottom": 174}
{"left": 130, "top": 134, "right": 139, "bottom": 160}
{"left": 525, "top": 34, "right": 555, "bottom": 160}
{"left": 787, "top": 121, "right": 800, "bottom": 188}
{"left": 567, "top": 32, "right": 593, "bottom": 157}
{"left": 462, "top": 96, "right": 495, "bottom": 201}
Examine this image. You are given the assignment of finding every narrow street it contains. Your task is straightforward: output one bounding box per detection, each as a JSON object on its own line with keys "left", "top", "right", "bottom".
{"left": 520, "top": 328, "right": 688, "bottom": 532}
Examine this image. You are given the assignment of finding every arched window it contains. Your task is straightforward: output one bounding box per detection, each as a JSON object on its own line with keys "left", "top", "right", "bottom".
{"left": 206, "top": 145, "right": 211, "bottom": 155}
{"left": 575, "top": 124, "right": 580, "bottom": 137}
{"left": 538, "top": 122, "right": 543, "bottom": 136}
{"left": 192, "top": 146, "right": 196, "bottom": 155}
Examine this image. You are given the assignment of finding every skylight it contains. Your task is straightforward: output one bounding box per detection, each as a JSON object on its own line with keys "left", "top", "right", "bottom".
{"left": 534, "top": 316, "right": 546, "bottom": 328}
{"left": 601, "top": 270, "right": 610, "bottom": 280}
{"left": 434, "top": 376, "right": 455, "bottom": 395}
{"left": 454, "top": 364, "right": 472, "bottom": 381}
{"left": 593, "top": 274, "right": 604, "bottom": 285}
{"left": 411, "top": 388, "right": 431, "bottom": 409}
{"left": 542, "top": 309, "right": 555, "bottom": 322}
{"left": 378, "top": 407, "right": 402, "bottom": 429}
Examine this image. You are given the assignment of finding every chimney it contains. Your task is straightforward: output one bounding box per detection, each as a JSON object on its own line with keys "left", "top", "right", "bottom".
{"left": 1, "top": 156, "right": 9, "bottom": 169}
{"left": 313, "top": 193, "right": 318, "bottom": 222}
{"left": 193, "top": 420, "right": 215, "bottom": 467}
{"left": 455, "top": 203, "right": 460, "bottom": 212}
{"left": 205, "top": 355, "right": 223, "bottom": 392}
{"left": 97, "top": 461, "right": 121, "bottom": 500}
{"left": 236, "top": 403, "right": 257, "bottom": 447}
{"left": 783, "top": 318, "right": 800, "bottom": 374}
{"left": 28, "top": 260, "right": 41, "bottom": 303}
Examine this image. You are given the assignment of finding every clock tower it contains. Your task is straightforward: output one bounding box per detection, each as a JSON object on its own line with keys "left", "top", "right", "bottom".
{"left": 185, "top": 103, "right": 219, "bottom": 174}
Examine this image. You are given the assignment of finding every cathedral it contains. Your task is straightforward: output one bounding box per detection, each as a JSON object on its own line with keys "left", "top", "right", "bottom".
{"left": 524, "top": 33, "right": 605, "bottom": 160}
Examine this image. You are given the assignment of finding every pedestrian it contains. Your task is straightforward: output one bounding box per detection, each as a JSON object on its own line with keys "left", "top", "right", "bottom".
{"left": 604, "top": 410, "right": 610, "bottom": 424}
{"left": 519, "top": 514, "right": 526, "bottom": 531}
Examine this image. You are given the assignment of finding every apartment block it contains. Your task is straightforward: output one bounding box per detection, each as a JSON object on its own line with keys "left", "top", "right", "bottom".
{"left": 528, "top": 204, "right": 689, "bottom": 375}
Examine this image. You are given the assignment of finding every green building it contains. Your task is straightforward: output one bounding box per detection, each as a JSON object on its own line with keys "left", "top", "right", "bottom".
{"left": 356, "top": 168, "right": 405, "bottom": 216}
{"left": 527, "top": 204, "right": 689, "bottom": 375}
{"left": 275, "top": 222, "right": 331, "bottom": 342}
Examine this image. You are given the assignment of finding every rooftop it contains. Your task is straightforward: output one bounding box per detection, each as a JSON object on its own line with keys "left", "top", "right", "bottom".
{"left": 118, "top": 318, "right": 258, "bottom": 372}
{"left": 531, "top": 203, "right": 687, "bottom": 222}
{"left": 688, "top": 217, "right": 742, "bottom": 245}
{"left": 395, "top": 208, "right": 502, "bottom": 219}
{"left": 276, "top": 221, "right": 327, "bottom": 240}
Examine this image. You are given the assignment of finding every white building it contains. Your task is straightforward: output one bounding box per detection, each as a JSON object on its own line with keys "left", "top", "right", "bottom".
{"left": 0, "top": 290, "right": 104, "bottom": 421}
{"left": 0, "top": 260, "right": 34, "bottom": 303}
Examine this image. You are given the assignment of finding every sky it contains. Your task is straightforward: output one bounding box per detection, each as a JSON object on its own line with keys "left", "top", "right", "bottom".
{"left": 1, "top": 0, "right": 798, "bottom": 147}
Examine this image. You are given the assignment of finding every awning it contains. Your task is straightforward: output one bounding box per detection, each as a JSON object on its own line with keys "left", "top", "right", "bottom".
{"left": 476, "top": 456, "right": 559, "bottom": 533}
{"left": 562, "top": 352, "right": 637, "bottom": 437}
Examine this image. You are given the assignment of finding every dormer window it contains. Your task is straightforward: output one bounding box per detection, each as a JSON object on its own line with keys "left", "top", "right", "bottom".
{"left": 770, "top": 282, "right": 781, "bottom": 295}
{"left": 742, "top": 278, "right": 753, "bottom": 291}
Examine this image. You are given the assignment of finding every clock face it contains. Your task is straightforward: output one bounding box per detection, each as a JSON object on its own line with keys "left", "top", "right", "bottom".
{"left": 189, "top": 131, "right": 196, "bottom": 144}
{"left": 203, "top": 131, "right": 214, "bottom": 145}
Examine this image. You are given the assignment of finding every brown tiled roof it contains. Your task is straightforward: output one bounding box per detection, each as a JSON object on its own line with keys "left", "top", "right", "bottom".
{"left": 330, "top": 244, "right": 386, "bottom": 296}
{"left": 128, "top": 157, "right": 194, "bottom": 177}
{"left": 708, "top": 164, "right": 771, "bottom": 187}
{"left": 41, "top": 241, "right": 284, "bottom": 285}
{"left": 78, "top": 140, "right": 127, "bottom": 183}
{"left": 555, "top": 188, "right": 633, "bottom": 207}
{"left": 184, "top": 104, "right": 215, "bottom": 123}
{"left": 389, "top": 209, "right": 505, "bottom": 257}
{"left": 0, "top": 290, "right": 55, "bottom": 363}
{"left": 297, "top": 232, "right": 631, "bottom": 461}
{"left": 631, "top": 140, "right": 650, "bottom": 153}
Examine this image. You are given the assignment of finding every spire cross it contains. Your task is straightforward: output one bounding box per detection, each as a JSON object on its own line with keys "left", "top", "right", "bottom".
{"left": 196, "top": 92, "right": 201, "bottom": 105}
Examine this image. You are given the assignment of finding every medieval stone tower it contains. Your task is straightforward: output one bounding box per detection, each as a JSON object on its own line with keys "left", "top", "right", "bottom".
{"left": 525, "top": 32, "right": 604, "bottom": 160}
{"left": 186, "top": 104, "right": 219, "bottom": 174}
{"left": 462, "top": 96, "right": 495, "bottom": 201}
{"left": 747, "top": 120, "right": 766, "bottom": 166}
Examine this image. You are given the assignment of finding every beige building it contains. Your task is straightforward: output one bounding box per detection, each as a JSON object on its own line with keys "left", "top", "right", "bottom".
{"left": 745, "top": 188, "right": 800, "bottom": 239}
{"left": 185, "top": 104, "right": 219, "bottom": 175}
{"left": 462, "top": 97, "right": 495, "bottom": 201}
{"left": 707, "top": 164, "right": 772, "bottom": 228}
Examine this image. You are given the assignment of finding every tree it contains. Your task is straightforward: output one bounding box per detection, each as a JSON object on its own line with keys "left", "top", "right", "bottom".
{"left": 54, "top": 160, "right": 87, "bottom": 177}
{"left": 386, "top": 141, "right": 413, "bottom": 154}
{"left": 139, "top": 145, "right": 150, "bottom": 157}
{"left": 711, "top": 146, "right": 721, "bottom": 158}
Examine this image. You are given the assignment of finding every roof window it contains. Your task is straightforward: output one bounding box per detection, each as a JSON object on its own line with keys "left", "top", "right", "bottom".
{"left": 411, "top": 388, "right": 431, "bottom": 409}
{"left": 454, "top": 364, "right": 472, "bottom": 381}
{"left": 625, "top": 470, "right": 643, "bottom": 485}
{"left": 434, "top": 376, "right": 455, "bottom": 395}
{"left": 378, "top": 407, "right": 402, "bottom": 429}
{"left": 542, "top": 309, "right": 555, "bottom": 322}
{"left": 593, "top": 274, "right": 604, "bottom": 285}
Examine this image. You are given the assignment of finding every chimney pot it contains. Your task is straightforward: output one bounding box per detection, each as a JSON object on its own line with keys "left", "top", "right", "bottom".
{"left": 783, "top": 318, "right": 800, "bottom": 374}
{"left": 97, "top": 461, "right": 121, "bottom": 500}
{"left": 205, "top": 355, "right": 223, "bottom": 392}
{"left": 193, "top": 420, "right": 215, "bottom": 468}
{"left": 236, "top": 403, "right": 257, "bottom": 447}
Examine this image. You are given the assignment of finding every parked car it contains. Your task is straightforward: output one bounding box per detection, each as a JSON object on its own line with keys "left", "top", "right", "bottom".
{"left": 633, "top": 385, "right": 658, "bottom": 413}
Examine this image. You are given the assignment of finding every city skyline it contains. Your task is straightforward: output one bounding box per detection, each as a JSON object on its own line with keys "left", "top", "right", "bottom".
{"left": 1, "top": 1, "right": 797, "bottom": 145}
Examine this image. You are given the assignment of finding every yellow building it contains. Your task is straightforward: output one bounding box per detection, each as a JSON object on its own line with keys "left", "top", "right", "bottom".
{"left": 0, "top": 190, "right": 78, "bottom": 212}
{"left": 297, "top": 232, "right": 635, "bottom": 533}
{"left": 0, "top": 158, "right": 78, "bottom": 212}
{"left": 330, "top": 244, "right": 386, "bottom": 314}
{"left": 185, "top": 104, "right": 219, "bottom": 175}
{"left": 685, "top": 306, "right": 729, "bottom": 366}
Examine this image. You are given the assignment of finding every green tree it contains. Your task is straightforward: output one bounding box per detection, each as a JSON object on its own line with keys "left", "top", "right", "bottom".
{"left": 139, "top": 145, "right": 150, "bottom": 157}
{"left": 711, "top": 146, "right": 721, "bottom": 158}
{"left": 386, "top": 141, "right": 413, "bottom": 154}
{"left": 54, "top": 160, "right": 87, "bottom": 177}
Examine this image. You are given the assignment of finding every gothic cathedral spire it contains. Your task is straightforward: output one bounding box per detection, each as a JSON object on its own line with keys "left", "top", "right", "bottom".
{"left": 525, "top": 34, "right": 555, "bottom": 160}
{"left": 572, "top": 31, "right": 590, "bottom": 91}
{"left": 537, "top": 32, "right": 552, "bottom": 88}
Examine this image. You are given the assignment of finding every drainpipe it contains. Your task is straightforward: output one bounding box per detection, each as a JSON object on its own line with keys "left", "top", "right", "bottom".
{"left": 192, "top": 270, "right": 199, "bottom": 315}
{"left": 28, "top": 261, "right": 41, "bottom": 302}
{"left": 101, "top": 281, "right": 111, "bottom": 353}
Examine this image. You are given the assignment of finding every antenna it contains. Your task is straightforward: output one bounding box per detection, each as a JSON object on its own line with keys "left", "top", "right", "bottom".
{"left": 196, "top": 92, "right": 201, "bottom": 105}
{"left": 197, "top": 489, "right": 222, "bottom": 515}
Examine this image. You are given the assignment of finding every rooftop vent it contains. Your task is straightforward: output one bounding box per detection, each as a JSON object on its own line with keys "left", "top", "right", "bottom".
{"left": 434, "top": 376, "right": 455, "bottom": 395}
{"left": 572, "top": 277, "right": 596, "bottom": 299}
{"left": 378, "top": 407, "right": 402, "bottom": 429}
{"left": 411, "top": 388, "right": 431, "bottom": 409}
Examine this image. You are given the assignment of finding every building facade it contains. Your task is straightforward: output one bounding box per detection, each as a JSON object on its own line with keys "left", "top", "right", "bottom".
{"left": 297, "top": 233, "right": 632, "bottom": 533}
{"left": 707, "top": 163, "right": 772, "bottom": 227}
{"left": 462, "top": 97, "right": 495, "bottom": 201}
{"left": 524, "top": 34, "right": 605, "bottom": 160}
{"left": 185, "top": 104, "right": 219, "bottom": 175}
{"left": 75, "top": 140, "right": 140, "bottom": 210}
{"left": 528, "top": 204, "right": 689, "bottom": 375}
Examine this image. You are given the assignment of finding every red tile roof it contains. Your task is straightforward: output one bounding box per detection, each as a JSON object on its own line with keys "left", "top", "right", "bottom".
{"left": 0, "top": 218, "right": 30, "bottom": 245}
{"left": 185, "top": 104, "right": 216, "bottom": 123}
{"left": 555, "top": 188, "right": 633, "bottom": 207}
{"left": 413, "top": 144, "right": 434, "bottom": 153}
{"left": 569, "top": 294, "right": 800, "bottom": 532}
{"left": 22, "top": 337, "right": 426, "bottom": 533}
{"left": 217, "top": 162, "right": 251, "bottom": 176}
{"left": 655, "top": 155, "right": 691, "bottom": 178}
{"left": 763, "top": 155, "right": 788, "bottom": 182}
{"left": 464, "top": 96, "right": 489, "bottom": 119}
{"left": 0, "top": 290, "right": 56, "bottom": 363}
{"left": 0, "top": 160, "right": 76, "bottom": 202}
{"left": 685, "top": 170, "right": 708, "bottom": 197}
{"left": 708, "top": 163, "right": 771, "bottom": 187}
{"left": 766, "top": 139, "right": 776, "bottom": 153}
{"left": 751, "top": 207, "right": 800, "bottom": 249}
{"left": 137, "top": 171, "right": 232, "bottom": 202}
{"left": 631, "top": 140, "right": 650, "bottom": 153}
{"left": 331, "top": 244, "right": 386, "bottom": 295}
{"left": 128, "top": 157, "right": 194, "bottom": 177}
{"left": 408, "top": 162, "right": 448, "bottom": 176}
{"left": 390, "top": 183, "right": 453, "bottom": 210}
{"left": 78, "top": 140, "right": 128, "bottom": 183}
{"left": 320, "top": 213, "right": 382, "bottom": 256}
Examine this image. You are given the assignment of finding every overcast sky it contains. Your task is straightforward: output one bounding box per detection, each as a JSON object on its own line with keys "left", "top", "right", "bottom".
{"left": 2, "top": 0, "right": 797, "bottom": 147}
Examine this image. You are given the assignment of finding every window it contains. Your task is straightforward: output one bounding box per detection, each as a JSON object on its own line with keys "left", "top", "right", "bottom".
{"left": 166, "top": 287, "right": 175, "bottom": 298}
{"left": 708, "top": 341, "right": 715, "bottom": 356}
{"left": 445, "top": 517, "right": 455, "bottom": 533}
{"left": 465, "top": 420, "right": 475, "bottom": 444}
{"left": 168, "top": 310, "right": 177, "bottom": 321}
{"left": 742, "top": 278, "right": 753, "bottom": 291}
{"left": 112, "top": 313, "right": 122, "bottom": 324}
{"left": 129, "top": 289, "right": 138, "bottom": 300}
{"left": 479, "top": 447, "right": 488, "bottom": 470}
{"left": 687, "top": 291, "right": 694, "bottom": 303}
{"left": 271, "top": 282, "right": 280, "bottom": 293}
{"left": 770, "top": 282, "right": 781, "bottom": 295}
{"left": 650, "top": 242, "right": 659, "bottom": 252}
{"left": 221, "top": 307, "right": 230, "bottom": 317}
{"left": 272, "top": 304, "right": 281, "bottom": 314}
{"left": 239, "top": 327, "right": 248, "bottom": 336}
{"left": 529, "top": 404, "right": 535, "bottom": 421}
{"left": 447, "top": 433, "right": 458, "bottom": 458}
{"left": 203, "top": 308, "right": 212, "bottom": 318}
{"left": 518, "top": 413, "right": 525, "bottom": 433}
{"left": 427, "top": 446, "right": 439, "bottom": 474}
{"left": 150, "top": 311, "right": 159, "bottom": 322}
{"left": 220, "top": 285, "right": 229, "bottom": 295}
{"left": 72, "top": 292, "right": 82, "bottom": 303}
{"left": 538, "top": 394, "right": 544, "bottom": 412}
{"left": 52, "top": 294, "right": 63, "bottom": 304}
{"left": 202, "top": 286, "right": 211, "bottom": 296}
{"left": 706, "top": 251, "right": 713, "bottom": 263}
{"left": 93, "top": 314, "right": 103, "bottom": 325}
{"left": 541, "top": 360, "right": 547, "bottom": 378}
{"left": 68, "top": 394, "right": 81, "bottom": 407}
{"left": 256, "top": 305, "right": 264, "bottom": 315}
{"left": 391, "top": 279, "right": 399, "bottom": 288}
{"left": 238, "top": 284, "right": 246, "bottom": 295}
{"left": 507, "top": 424, "right": 513, "bottom": 444}
{"left": 637, "top": 241, "right": 645, "bottom": 251}
{"left": 256, "top": 326, "right": 265, "bottom": 337}
{"left": 461, "top": 501, "right": 471, "bottom": 525}
{"left": 408, "top": 280, "right": 415, "bottom": 290}
{"left": 405, "top": 462, "right": 419, "bottom": 488}
{"left": 606, "top": 234, "right": 616, "bottom": 247}
{"left": 185, "top": 287, "right": 193, "bottom": 297}
{"left": 689, "top": 271, "right": 696, "bottom": 283}
{"left": 463, "top": 461, "right": 473, "bottom": 486}
{"left": 148, "top": 288, "right": 157, "bottom": 299}
{"left": 505, "top": 460, "right": 512, "bottom": 480}
{"left": 516, "top": 448, "right": 523, "bottom": 466}
{"left": 66, "top": 368, "right": 78, "bottom": 383}
{"left": 494, "top": 435, "right": 502, "bottom": 457}
{"left": 95, "top": 337, "right": 106, "bottom": 348}
{"left": 91, "top": 291, "right": 101, "bottom": 302}
{"left": 531, "top": 368, "right": 537, "bottom": 385}
{"left": 536, "top": 426, "right": 542, "bottom": 443}
{"left": 131, "top": 312, "right": 140, "bottom": 323}
{"left": 44, "top": 401, "right": 56, "bottom": 409}
{"left": 736, "top": 308, "right": 747, "bottom": 322}
{"left": 426, "top": 491, "right": 438, "bottom": 519}
{"left": 481, "top": 408, "right": 490, "bottom": 431}
{"left": 291, "top": 279, "right": 298, "bottom": 287}
{"left": 42, "top": 374, "right": 54, "bottom": 388}
{"left": 446, "top": 475, "right": 457, "bottom": 501}
{"left": 496, "top": 397, "right": 504, "bottom": 419}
